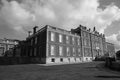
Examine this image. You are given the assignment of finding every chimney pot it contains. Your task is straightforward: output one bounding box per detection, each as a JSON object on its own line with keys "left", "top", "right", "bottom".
{"left": 33, "top": 26, "right": 38, "bottom": 34}
{"left": 28, "top": 31, "right": 32, "bottom": 37}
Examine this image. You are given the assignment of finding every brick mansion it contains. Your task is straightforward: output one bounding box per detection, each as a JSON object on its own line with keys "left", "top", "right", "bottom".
{"left": 2, "top": 25, "right": 115, "bottom": 64}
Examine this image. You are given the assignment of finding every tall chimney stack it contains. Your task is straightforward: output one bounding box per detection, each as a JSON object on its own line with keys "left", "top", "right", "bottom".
{"left": 33, "top": 26, "right": 38, "bottom": 34}
{"left": 93, "top": 27, "right": 96, "bottom": 31}
{"left": 28, "top": 31, "right": 32, "bottom": 37}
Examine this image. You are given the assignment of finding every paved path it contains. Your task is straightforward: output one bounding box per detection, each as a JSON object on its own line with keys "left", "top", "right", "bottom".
{"left": 0, "top": 61, "right": 120, "bottom": 80}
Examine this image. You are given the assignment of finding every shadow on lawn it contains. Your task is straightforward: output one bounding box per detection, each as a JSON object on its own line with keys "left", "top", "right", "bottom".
{"left": 95, "top": 75, "right": 120, "bottom": 78}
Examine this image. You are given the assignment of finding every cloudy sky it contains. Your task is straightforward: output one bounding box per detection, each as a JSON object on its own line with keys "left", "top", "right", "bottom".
{"left": 0, "top": 0, "right": 120, "bottom": 51}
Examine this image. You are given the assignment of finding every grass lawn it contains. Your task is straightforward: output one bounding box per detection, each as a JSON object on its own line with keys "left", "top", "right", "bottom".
{"left": 0, "top": 62, "right": 119, "bottom": 80}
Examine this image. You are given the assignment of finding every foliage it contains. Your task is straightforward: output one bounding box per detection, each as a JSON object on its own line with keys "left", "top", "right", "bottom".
{"left": 116, "top": 50, "right": 120, "bottom": 59}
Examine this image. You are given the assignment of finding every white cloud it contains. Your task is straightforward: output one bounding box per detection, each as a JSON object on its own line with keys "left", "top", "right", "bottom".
{"left": 106, "top": 31, "right": 120, "bottom": 51}
{"left": 0, "top": 0, "right": 35, "bottom": 32}
{"left": 1, "top": 0, "right": 120, "bottom": 31}
{"left": 0, "top": 0, "right": 120, "bottom": 47}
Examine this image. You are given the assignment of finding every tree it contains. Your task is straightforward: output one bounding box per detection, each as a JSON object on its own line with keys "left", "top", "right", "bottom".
{"left": 116, "top": 50, "right": 120, "bottom": 60}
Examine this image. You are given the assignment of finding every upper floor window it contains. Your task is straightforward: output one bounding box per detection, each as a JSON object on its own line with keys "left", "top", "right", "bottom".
{"left": 31, "top": 39, "right": 33, "bottom": 46}
{"left": 66, "top": 36, "right": 69, "bottom": 44}
{"left": 59, "top": 34, "right": 63, "bottom": 43}
{"left": 35, "top": 37, "right": 37, "bottom": 44}
{"left": 86, "top": 33, "right": 89, "bottom": 37}
{"left": 86, "top": 39, "right": 89, "bottom": 46}
{"left": 72, "top": 37, "right": 75, "bottom": 45}
{"left": 59, "top": 46, "right": 63, "bottom": 56}
{"left": 83, "top": 32, "right": 86, "bottom": 37}
{"left": 50, "top": 45, "right": 55, "bottom": 56}
{"left": 51, "top": 32, "right": 55, "bottom": 41}
{"left": 77, "top": 38, "right": 80, "bottom": 45}
{"left": 83, "top": 39, "right": 86, "bottom": 46}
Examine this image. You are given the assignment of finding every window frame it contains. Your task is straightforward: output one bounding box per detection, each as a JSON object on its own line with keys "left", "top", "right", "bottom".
{"left": 50, "top": 45, "right": 55, "bottom": 56}
{"left": 66, "top": 36, "right": 69, "bottom": 44}
{"left": 77, "top": 38, "right": 80, "bottom": 45}
{"left": 35, "top": 37, "right": 37, "bottom": 44}
{"left": 59, "top": 46, "right": 63, "bottom": 56}
{"left": 59, "top": 34, "right": 63, "bottom": 43}
{"left": 66, "top": 47, "right": 70, "bottom": 56}
{"left": 78, "top": 48, "right": 81, "bottom": 56}
{"left": 73, "top": 48, "right": 75, "bottom": 56}
{"left": 72, "top": 37, "right": 75, "bottom": 45}
{"left": 51, "top": 32, "right": 55, "bottom": 41}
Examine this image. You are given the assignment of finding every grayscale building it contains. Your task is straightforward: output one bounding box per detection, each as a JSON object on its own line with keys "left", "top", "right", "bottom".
{"left": 14, "top": 25, "right": 115, "bottom": 64}
{"left": 0, "top": 38, "right": 18, "bottom": 56}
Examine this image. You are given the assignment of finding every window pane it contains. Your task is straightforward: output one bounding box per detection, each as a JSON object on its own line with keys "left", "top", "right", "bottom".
{"left": 72, "top": 37, "right": 75, "bottom": 44}
{"left": 67, "top": 47, "right": 70, "bottom": 56}
{"left": 73, "top": 48, "right": 75, "bottom": 56}
{"left": 59, "top": 46, "right": 63, "bottom": 56}
{"left": 51, "top": 45, "right": 55, "bottom": 55}
{"left": 51, "top": 32, "right": 55, "bottom": 41}
{"left": 35, "top": 37, "right": 37, "bottom": 44}
{"left": 78, "top": 38, "right": 80, "bottom": 45}
{"left": 66, "top": 36, "right": 69, "bottom": 44}
{"left": 78, "top": 48, "right": 81, "bottom": 56}
{"left": 30, "top": 49, "right": 32, "bottom": 56}
{"left": 59, "top": 34, "right": 62, "bottom": 42}
{"left": 34, "top": 48, "right": 37, "bottom": 56}
{"left": 84, "top": 39, "right": 86, "bottom": 46}
{"left": 31, "top": 39, "right": 33, "bottom": 45}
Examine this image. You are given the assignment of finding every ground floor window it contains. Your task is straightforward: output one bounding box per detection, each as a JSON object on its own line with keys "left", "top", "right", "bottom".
{"left": 73, "top": 48, "right": 76, "bottom": 56}
{"left": 50, "top": 45, "right": 55, "bottom": 56}
{"left": 51, "top": 58, "right": 55, "bottom": 62}
{"left": 60, "top": 58, "right": 63, "bottom": 62}
{"left": 59, "top": 46, "right": 63, "bottom": 56}
{"left": 34, "top": 48, "right": 37, "bottom": 56}
{"left": 78, "top": 48, "right": 81, "bottom": 56}
{"left": 30, "top": 49, "right": 32, "bottom": 56}
{"left": 66, "top": 47, "right": 70, "bottom": 56}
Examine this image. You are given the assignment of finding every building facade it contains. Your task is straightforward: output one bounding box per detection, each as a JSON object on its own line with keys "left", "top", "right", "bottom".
{"left": 0, "top": 38, "right": 18, "bottom": 56}
{"left": 46, "top": 26, "right": 82, "bottom": 63}
{"left": 71, "top": 25, "right": 108, "bottom": 60}
{"left": 15, "top": 25, "right": 115, "bottom": 64}
{"left": 106, "top": 42, "right": 115, "bottom": 57}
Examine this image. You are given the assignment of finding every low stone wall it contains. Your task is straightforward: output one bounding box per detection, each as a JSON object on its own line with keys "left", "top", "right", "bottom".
{"left": 0, "top": 57, "right": 43, "bottom": 65}
{"left": 0, "top": 57, "right": 93, "bottom": 65}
